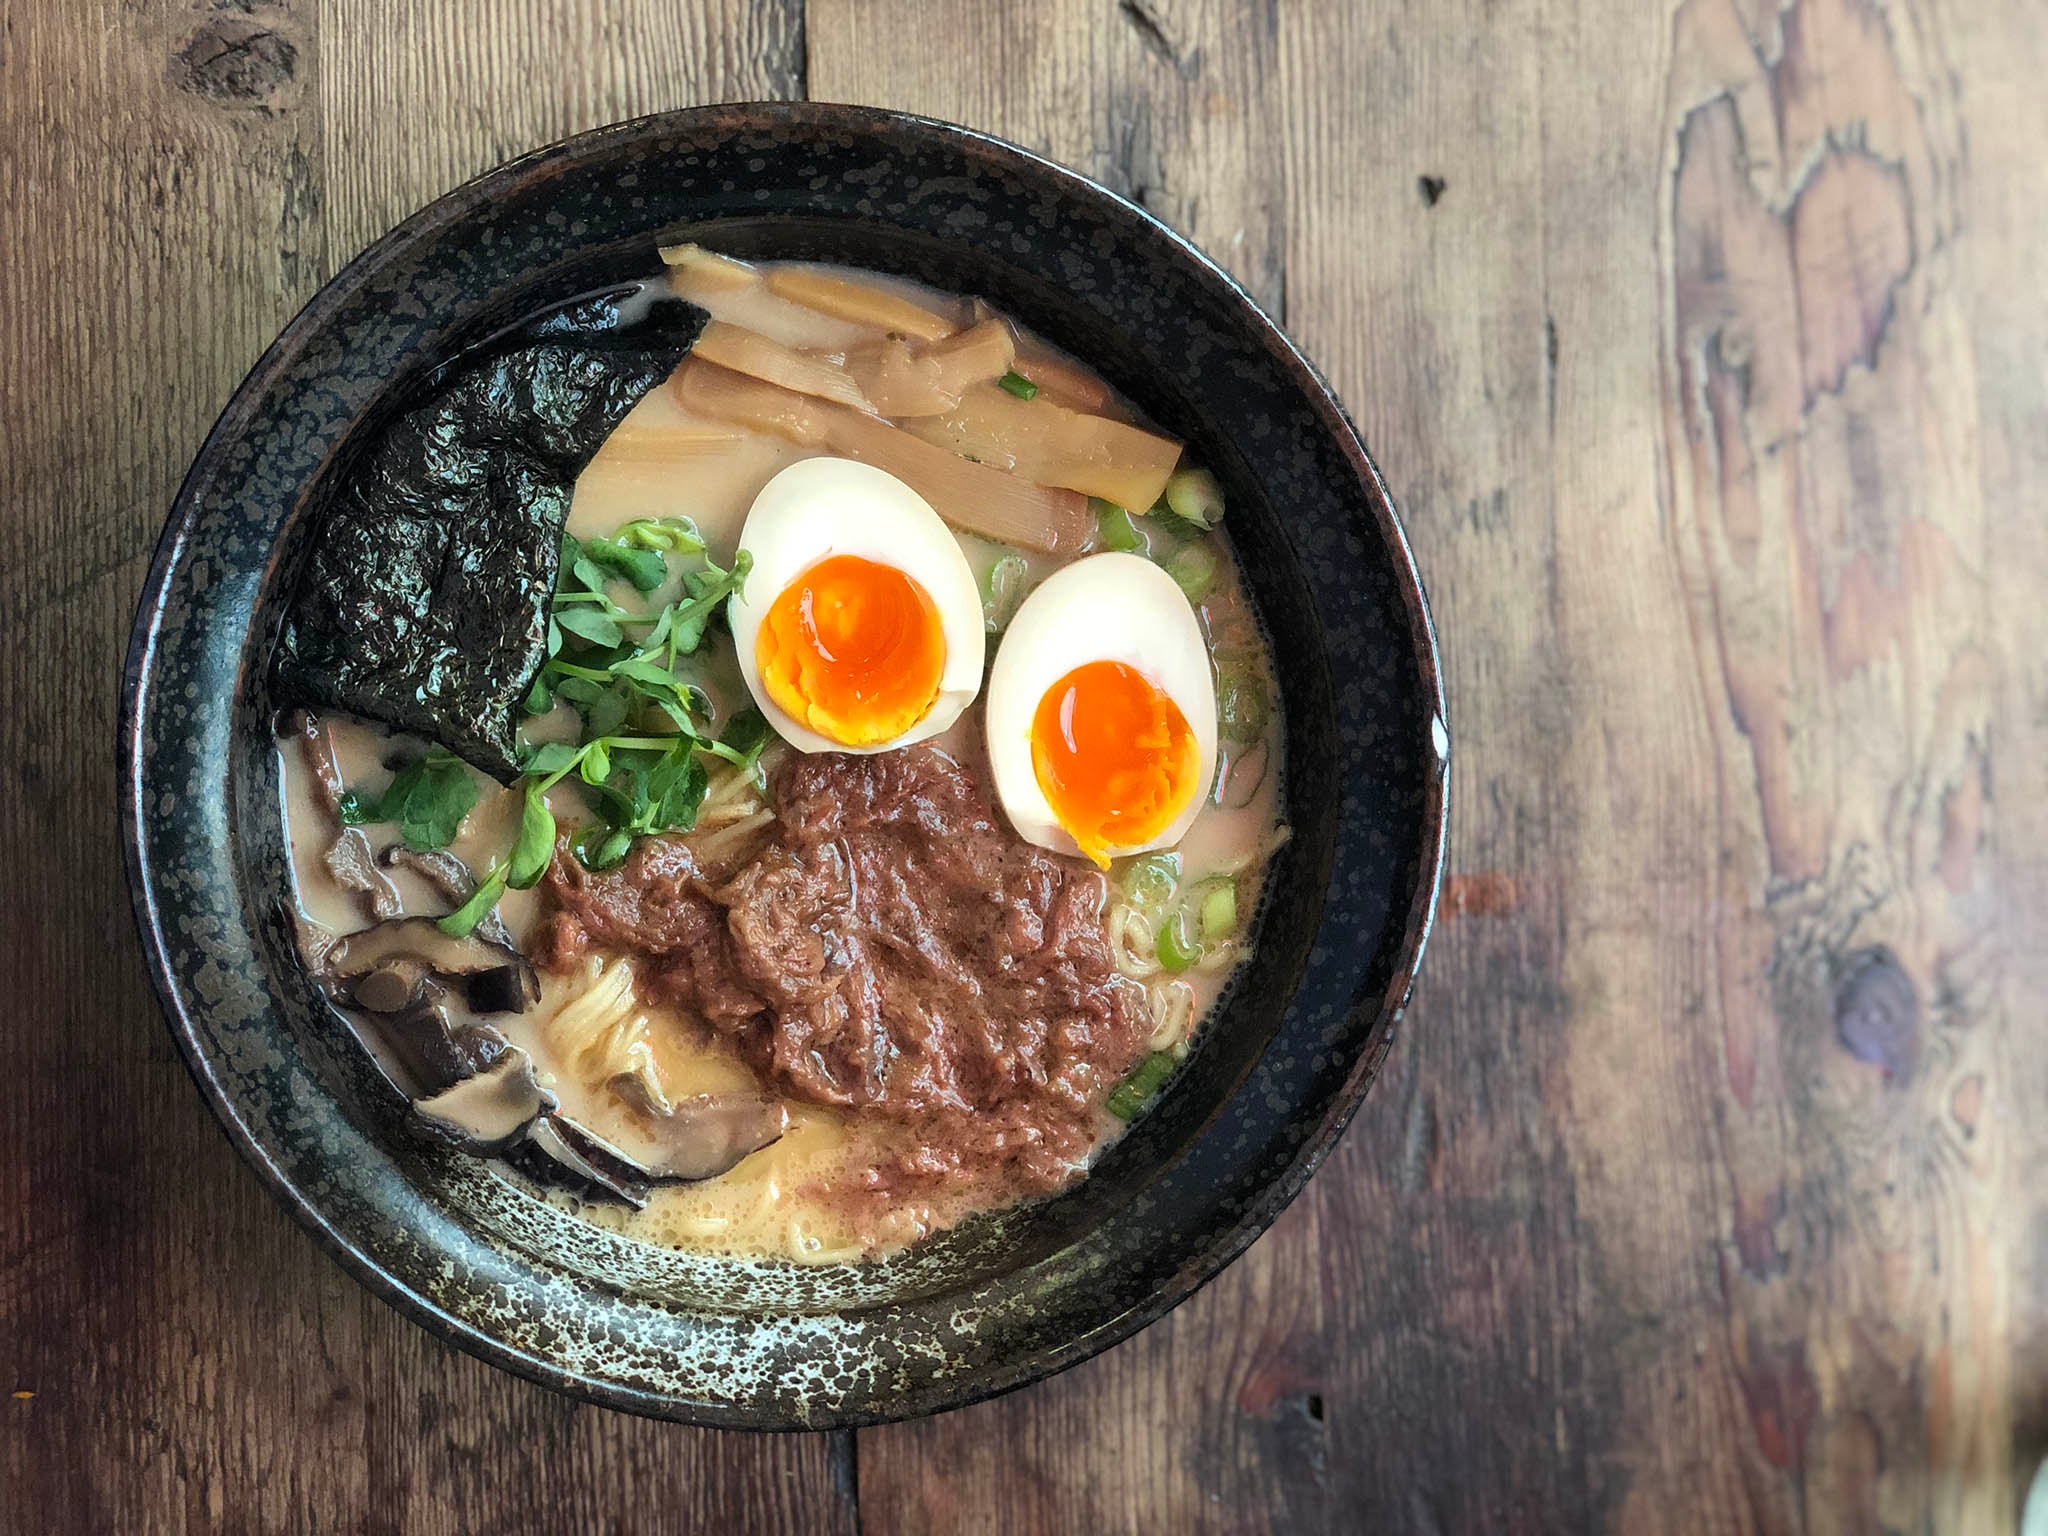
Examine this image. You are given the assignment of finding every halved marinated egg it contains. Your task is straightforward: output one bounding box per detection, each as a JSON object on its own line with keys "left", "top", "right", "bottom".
{"left": 985, "top": 552, "right": 1218, "bottom": 866}
{"left": 727, "top": 457, "right": 986, "bottom": 754}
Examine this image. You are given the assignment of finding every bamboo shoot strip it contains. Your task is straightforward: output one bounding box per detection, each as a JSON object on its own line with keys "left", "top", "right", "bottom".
{"left": 1010, "top": 345, "right": 1112, "bottom": 412}
{"left": 845, "top": 320, "right": 1017, "bottom": 417}
{"left": 763, "top": 266, "right": 959, "bottom": 341}
{"left": 657, "top": 242, "right": 759, "bottom": 294}
{"left": 671, "top": 358, "right": 1094, "bottom": 555}
{"left": 691, "top": 320, "right": 872, "bottom": 410}
{"left": 900, "top": 382, "right": 1183, "bottom": 510}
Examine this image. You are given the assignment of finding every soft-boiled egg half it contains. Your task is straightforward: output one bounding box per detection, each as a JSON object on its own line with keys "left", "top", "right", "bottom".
{"left": 727, "top": 457, "right": 986, "bottom": 755}
{"left": 985, "top": 552, "right": 1218, "bottom": 867}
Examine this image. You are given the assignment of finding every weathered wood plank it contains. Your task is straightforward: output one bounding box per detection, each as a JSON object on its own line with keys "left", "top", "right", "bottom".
{"left": 0, "top": 4, "right": 372, "bottom": 1530}
{"left": 0, "top": 3, "right": 852, "bottom": 1532}
{"left": 316, "top": 0, "right": 804, "bottom": 258}
{"left": 1648, "top": 0, "right": 2039, "bottom": 1528}
{"left": 1953, "top": 0, "right": 2048, "bottom": 1512}
{"left": 808, "top": 0, "right": 1285, "bottom": 314}
{"left": 5, "top": 0, "right": 2046, "bottom": 1528}
{"left": 818, "top": 0, "right": 2048, "bottom": 1531}
{"left": 812, "top": 0, "right": 1602, "bottom": 1528}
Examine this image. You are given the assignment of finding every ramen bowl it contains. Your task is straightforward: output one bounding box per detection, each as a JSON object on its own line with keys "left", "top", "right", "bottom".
{"left": 120, "top": 102, "right": 1446, "bottom": 1427}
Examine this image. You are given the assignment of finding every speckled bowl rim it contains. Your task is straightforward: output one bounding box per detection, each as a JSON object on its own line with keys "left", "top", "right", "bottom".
{"left": 120, "top": 101, "right": 1447, "bottom": 1427}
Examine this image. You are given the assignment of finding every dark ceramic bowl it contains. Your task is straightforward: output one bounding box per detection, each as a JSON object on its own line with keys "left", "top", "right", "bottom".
{"left": 120, "top": 103, "right": 1446, "bottom": 1427}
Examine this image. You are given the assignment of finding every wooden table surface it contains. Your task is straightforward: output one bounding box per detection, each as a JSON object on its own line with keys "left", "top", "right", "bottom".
{"left": 6, "top": 0, "right": 2047, "bottom": 1530}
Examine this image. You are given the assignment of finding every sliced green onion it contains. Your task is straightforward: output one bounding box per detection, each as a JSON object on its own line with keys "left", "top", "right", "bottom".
{"left": 1095, "top": 499, "right": 1145, "bottom": 553}
{"left": 1198, "top": 878, "right": 1238, "bottom": 941}
{"left": 1121, "top": 852, "right": 1179, "bottom": 910}
{"left": 1162, "top": 466, "right": 1224, "bottom": 529}
{"left": 1156, "top": 912, "right": 1201, "bottom": 973}
{"left": 1107, "top": 1051, "right": 1178, "bottom": 1121}
{"left": 998, "top": 370, "right": 1039, "bottom": 400}
{"left": 1147, "top": 507, "right": 1207, "bottom": 544}
{"left": 1216, "top": 661, "right": 1271, "bottom": 742}
{"left": 982, "top": 552, "right": 1029, "bottom": 634}
{"left": 1167, "top": 544, "right": 1218, "bottom": 601}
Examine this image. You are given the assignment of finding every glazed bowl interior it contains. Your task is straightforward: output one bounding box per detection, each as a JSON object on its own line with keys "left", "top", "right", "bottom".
{"left": 126, "top": 104, "right": 1445, "bottom": 1427}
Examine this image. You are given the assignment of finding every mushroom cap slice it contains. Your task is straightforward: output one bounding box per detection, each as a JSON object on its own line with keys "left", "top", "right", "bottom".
{"left": 529, "top": 1117, "right": 655, "bottom": 1208}
{"left": 530, "top": 1097, "right": 790, "bottom": 1208}
{"left": 320, "top": 916, "right": 539, "bottom": 1014}
{"left": 376, "top": 845, "right": 516, "bottom": 949}
{"left": 350, "top": 957, "right": 435, "bottom": 1014}
{"left": 639, "top": 1095, "right": 789, "bottom": 1182}
{"left": 411, "top": 1046, "right": 554, "bottom": 1154}
{"left": 366, "top": 996, "right": 512, "bottom": 1095}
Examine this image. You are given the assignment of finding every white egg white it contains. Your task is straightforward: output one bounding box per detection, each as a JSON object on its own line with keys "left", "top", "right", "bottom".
{"left": 984, "top": 551, "right": 1219, "bottom": 860}
{"left": 726, "top": 457, "right": 986, "bottom": 755}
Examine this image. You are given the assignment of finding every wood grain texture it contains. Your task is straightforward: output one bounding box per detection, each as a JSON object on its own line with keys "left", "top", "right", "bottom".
{"left": 3, "top": 0, "right": 2045, "bottom": 1529}
{"left": 813, "top": 0, "right": 2048, "bottom": 1531}
{"left": 0, "top": 4, "right": 852, "bottom": 1533}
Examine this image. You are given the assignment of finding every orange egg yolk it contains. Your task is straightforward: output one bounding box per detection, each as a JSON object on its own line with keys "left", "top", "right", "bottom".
{"left": 755, "top": 553, "right": 947, "bottom": 747}
{"left": 1030, "top": 659, "right": 1199, "bottom": 868}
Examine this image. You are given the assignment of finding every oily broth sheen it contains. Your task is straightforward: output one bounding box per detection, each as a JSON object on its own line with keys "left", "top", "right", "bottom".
{"left": 278, "top": 259, "right": 1285, "bottom": 1263}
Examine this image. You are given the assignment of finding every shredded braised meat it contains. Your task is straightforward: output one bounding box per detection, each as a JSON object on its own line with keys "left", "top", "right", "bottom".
{"left": 535, "top": 745, "right": 1152, "bottom": 1202}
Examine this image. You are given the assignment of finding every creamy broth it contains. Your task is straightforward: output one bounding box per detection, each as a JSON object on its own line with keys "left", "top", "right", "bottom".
{"left": 280, "top": 256, "right": 1285, "bottom": 1264}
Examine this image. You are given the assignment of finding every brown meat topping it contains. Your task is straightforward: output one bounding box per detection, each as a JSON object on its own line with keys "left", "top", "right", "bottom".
{"left": 536, "top": 746, "right": 1151, "bottom": 1200}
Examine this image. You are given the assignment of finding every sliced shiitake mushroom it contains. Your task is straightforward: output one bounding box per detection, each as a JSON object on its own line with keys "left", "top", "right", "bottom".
{"left": 323, "top": 827, "right": 403, "bottom": 920}
{"left": 349, "top": 955, "right": 434, "bottom": 1014}
{"left": 412, "top": 1047, "right": 554, "bottom": 1154}
{"left": 321, "top": 916, "right": 539, "bottom": 1014}
{"left": 365, "top": 994, "right": 510, "bottom": 1095}
{"left": 283, "top": 708, "right": 345, "bottom": 819}
{"left": 528, "top": 1096, "right": 790, "bottom": 1208}
{"left": 639, "top": 1095, "right": 789, "bottom": 1182}
{"left": 466, "top": 963, "right": 538, "bottom": 1016}
{"left": 528, "top": 1117, "right": 657, "bottom": 1207}
{"left": 376, "top": 846, "right": 515, "bottom": 949}
{"left": 311, "top": 912, "right": 783, "bottom": 1204}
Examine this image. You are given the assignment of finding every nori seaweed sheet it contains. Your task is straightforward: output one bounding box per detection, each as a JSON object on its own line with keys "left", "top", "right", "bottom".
{"left": 270, "top": 290, "right": 707, "bottom": 780}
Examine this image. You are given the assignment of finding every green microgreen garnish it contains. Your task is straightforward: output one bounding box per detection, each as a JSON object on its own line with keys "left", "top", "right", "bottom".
{"left": 579, "top": 536, "right": 668, "bottom": 593}
{"left": 437, "top": 864, "right": 509, "bottom": 938}
{"left": 611, "top": 516, "right": 706, "bottom": 555}
{"left": 433, "top": 530, "right": 768, "bottom": 937}
{"left": 339, "top": 749, "right": 480, "bottom": 852}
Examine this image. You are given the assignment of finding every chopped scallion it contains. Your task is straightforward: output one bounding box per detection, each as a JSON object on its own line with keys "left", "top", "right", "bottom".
{"left": 1106, "top": 1051, "right": 1178, "bottom": 1121}
{"left": 1198, "top": 878, "right": 1238, "bottom": 941}
{"left": 998, "top": 370, "right": 1039, "bottom": 400}
{"left": 1162, "top": 466, "right": 1224, "bottom": 529}
{"left": 982, "top": 552, "right": 1029, "bottom": 634}
{"left": 1168, "top": 544, "right": 1218, "bottom": 601}
{"left": 1096, "top": 500, "right": 1145, "bottom": 553}
{"left": 1216, "top": 661, "right": 1271, "bottom": 743}
{"left": 1121, "top": 852, "right": 1179, "bottom": 910}
{"left": 1156, "top": 912, "right": 1201, "bottom": 973}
